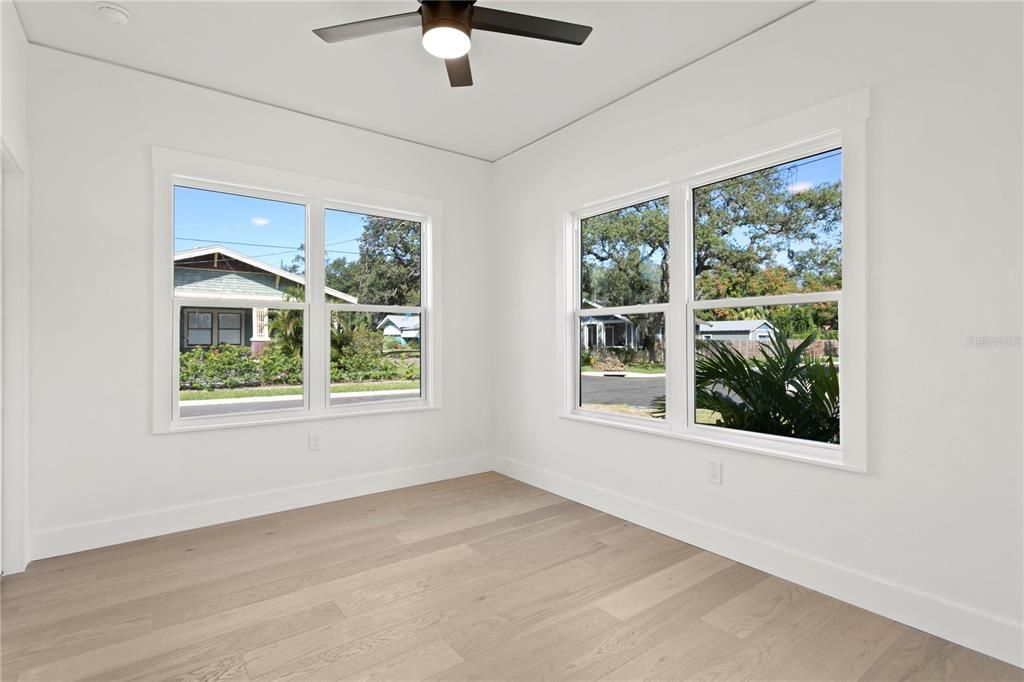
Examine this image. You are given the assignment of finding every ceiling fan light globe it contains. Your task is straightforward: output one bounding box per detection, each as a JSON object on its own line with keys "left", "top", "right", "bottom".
{"left": 422, "top": 26, "right": 471, "bottom": 59}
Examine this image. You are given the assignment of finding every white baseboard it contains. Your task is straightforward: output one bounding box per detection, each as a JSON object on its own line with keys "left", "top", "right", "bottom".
{"left": 494, "top": 456, "right": 1024, "bottom": 668}
{"left": 27, "top": 455, "right": 493, "bottom": 565}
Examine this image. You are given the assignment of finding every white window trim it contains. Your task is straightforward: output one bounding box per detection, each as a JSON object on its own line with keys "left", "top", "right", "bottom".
{"left": 152, "top": 147, "right": 442, "bottom": 433}
{"left": 558, "top": 90, "right": 869, "bottom": 472}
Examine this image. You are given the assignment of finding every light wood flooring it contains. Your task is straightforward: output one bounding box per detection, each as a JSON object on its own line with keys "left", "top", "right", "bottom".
{"left": 1, "top": 473, "right": 1021, "bottom": 681}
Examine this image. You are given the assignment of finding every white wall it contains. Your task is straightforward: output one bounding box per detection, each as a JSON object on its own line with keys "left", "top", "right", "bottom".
{"left": 26, "top": 47, "right": 494, "bottom": 558}
{"left": 491, "top": 1, "right": 1023, "bottom": 667}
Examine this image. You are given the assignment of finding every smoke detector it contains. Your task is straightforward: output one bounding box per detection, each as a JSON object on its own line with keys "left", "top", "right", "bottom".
{"left": 97, "top": 2, "right": 131, "bottom": 26}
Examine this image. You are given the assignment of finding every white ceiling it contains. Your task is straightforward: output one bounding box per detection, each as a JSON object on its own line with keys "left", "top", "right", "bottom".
{"left": 15, "top": 1, "right": 803, "bottom": 161}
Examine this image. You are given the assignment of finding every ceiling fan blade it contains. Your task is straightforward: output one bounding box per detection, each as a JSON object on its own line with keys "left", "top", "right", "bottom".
{"left": 470, "top": 6, "right": 592, "bottom": 45}
{"left": 313, "top": 10, "right": 421, "bottom": 43}
{"left": 445, "top": 55, "right": 473, "bottom": 87}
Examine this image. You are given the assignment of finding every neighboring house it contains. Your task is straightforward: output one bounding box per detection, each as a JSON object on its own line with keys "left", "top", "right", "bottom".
{"left": 175, "top": 245, "right": 356, "bottom": 353}
{"left": 697, "top": 319, "right": 776, "bottom": 342}
{"left": 376, "top": 314, "right": 420, "bottom": 344}
{"left": 580, "top": 298, "right": 637, "bottom": 350}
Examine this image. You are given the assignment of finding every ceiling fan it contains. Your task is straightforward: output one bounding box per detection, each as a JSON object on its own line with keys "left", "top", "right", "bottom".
{"left": 313, "top": 1, "right": 593, "bottom": 88}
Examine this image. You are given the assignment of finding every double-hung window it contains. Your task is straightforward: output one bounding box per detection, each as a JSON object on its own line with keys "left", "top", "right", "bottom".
{"left": 153, "top": 149, "right": 438, "bottom": 431}
{"left": 687, "top": 147, "right": 843, "bottom": 449}
{"left": 565, "top": 94, "right": 867, "bottom": 469}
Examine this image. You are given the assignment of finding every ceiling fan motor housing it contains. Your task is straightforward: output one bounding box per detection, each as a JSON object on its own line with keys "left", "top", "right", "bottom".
{"left": 420, "top": 1, "right": 474, "bottom": 39}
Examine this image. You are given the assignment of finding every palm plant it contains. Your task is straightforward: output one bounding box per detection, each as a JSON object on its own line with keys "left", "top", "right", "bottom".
{"left": 694, "top": 333, "right": 839, "bottom": 443}
{"left": 267, "top": 286, "right": 304, "bottom": 358}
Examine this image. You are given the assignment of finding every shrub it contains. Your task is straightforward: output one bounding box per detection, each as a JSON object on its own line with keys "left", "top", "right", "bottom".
{"left": 179, "top": 345, "right": 261, "bottom": 390}
{"left": 179, "top": 343, "right": 304, "bottom": 390}
{"left": 257, "top": 344, "right": 303, "bottom": 385}
{"left": 694, "top": 333, "right": 840, "bottom": 443}
{"left": 327, "top": 322, "right": 419, "bottom": 383}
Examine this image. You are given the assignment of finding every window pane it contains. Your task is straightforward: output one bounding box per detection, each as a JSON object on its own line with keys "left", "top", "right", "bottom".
{"left": 178, "top": 306, "right": 304, "bottom": 418}
{"left": 186, "top": 329, "right": 212, "bottom": 346}
{"left": 188, "top": 311, "right": 212, "bottom": 329}
{"left": 581, "top": 197, "right": 669, "bottom": 307}
{"left": 174, "top": 186, "right": 308, "bottom": 301}
{"left": 693, "top": 149, "right": 841, "bottom": 300}
{"left": 694, "top": 302, "right": 839, "bottom": 443}
{"left": 218, "top": 313, "right": 242, "bottom": 329}
{"left": 580, "top": 312, "right": 665, "bottom": 420}
{"left": 325, "top": 209, "right": 421, "bottom": 305}
{"left": 329, "top": 311, "right": 421, "bottom": 406}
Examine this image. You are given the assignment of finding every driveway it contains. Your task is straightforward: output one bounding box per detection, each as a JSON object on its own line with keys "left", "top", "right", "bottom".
{"left": 580, "top": 375, "right": 664, "bottom": 408}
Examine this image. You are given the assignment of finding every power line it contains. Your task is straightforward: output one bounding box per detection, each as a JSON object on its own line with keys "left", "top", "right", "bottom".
{"left": 695, "top": 149, "right": 842, "bottom": 194}
{"left": 175, "top": 236, "right": 301, "bottom": 250}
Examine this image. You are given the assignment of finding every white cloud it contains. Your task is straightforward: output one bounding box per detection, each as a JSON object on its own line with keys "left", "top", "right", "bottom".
{"left": 787, "top": 181, "right": 813, "bottom": 193}
{"left": 250, "top": 216, "right": 271, "bottom": 226}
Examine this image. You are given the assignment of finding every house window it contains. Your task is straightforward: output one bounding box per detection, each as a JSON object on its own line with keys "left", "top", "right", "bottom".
{"left": 217, "top": 313, "right": 242, "bottom": 345}
{"left": 182, "top": 308, "right": 244, "bottom": 347}
{"left": 578, "top": 196, "right": 668, "bottom": 419}
{"left": 564, "top": 107, "right": 866, "bottom": 470}
{"left": 155, "top": 149, "right": 436, "bottom": 430}
{"left": 185, "top": 310, "right": 213, "bottom": 346}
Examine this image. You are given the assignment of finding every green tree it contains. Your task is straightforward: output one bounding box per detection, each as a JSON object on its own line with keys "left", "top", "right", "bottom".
{"left": 326, "top": 256, "right": 357, "bottom": 296}
{"left": 351, "top": 217, "right": 421, "bottom": 305}
{"left": 581, "top": 199, "right": 668, "bottom": 305}
{"left": 693, "top": 162, "right": 841, "bottom": 302}
{"left": 281, "top": 244, "right": 305, "bottom": 275}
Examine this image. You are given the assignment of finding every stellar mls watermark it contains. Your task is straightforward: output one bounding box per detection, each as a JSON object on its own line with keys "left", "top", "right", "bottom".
{"left": 967, "top": 334, "right": 1022, "bottom": 348}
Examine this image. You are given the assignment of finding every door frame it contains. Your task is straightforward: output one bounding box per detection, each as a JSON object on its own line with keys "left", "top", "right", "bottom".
{"left": 2, "top": 142, "right": 30, "bottom": 574}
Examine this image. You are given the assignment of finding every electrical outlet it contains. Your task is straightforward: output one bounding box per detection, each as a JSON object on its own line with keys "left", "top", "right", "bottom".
{"left": 708, "top": 461, "right": 723, "bottom": 485}
{"left": 308, "top": 432, "right": 321, "bottom": 452}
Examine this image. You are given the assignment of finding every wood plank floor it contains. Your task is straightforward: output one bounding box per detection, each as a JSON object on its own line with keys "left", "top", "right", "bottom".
{"left": 1, "top": 473, "right": 1020, "bottom": 681}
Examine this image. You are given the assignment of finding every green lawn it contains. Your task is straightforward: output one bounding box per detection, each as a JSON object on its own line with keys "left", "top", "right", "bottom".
{"left": 180, "top": 381, "right": 418, "bottom": 401}
{"left": 581, "top": 404, "right": 723, "bottom": 424}
{"left": 582, "top": 363, "right": 665, "bottom": 374}
{"left": 695, "top": 408, "right": 724, "bottom": 425}
{"left": 623, "top": 363, "right": 665, "bottom": 374}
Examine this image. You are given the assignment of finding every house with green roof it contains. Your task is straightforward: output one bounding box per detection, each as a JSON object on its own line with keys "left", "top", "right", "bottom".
{"left": 174, "top": 245, "right": 356, "bottom": 354}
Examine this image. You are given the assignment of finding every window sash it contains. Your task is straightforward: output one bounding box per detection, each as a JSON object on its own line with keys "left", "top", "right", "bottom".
{"left": 173, "top": 301, "right": 310, "bottom": 422}
{"left": 323, "top": 305, "right": 426, "bottom": 412}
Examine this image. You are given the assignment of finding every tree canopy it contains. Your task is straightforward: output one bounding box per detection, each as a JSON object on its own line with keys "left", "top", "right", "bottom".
{"left": 581, "top": 198, "right": 668, "bottom": 306}
{"left": 326, "top": 217, "right": 421, "bottom": 306}
{"left": 581, "top": 154, "right": 842, "bottom": 337}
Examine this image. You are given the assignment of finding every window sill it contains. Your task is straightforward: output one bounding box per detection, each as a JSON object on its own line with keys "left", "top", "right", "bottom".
{"left": 560, "top": 410, "right": 864, "bottom": 473}
{"left": 156, "top": 400, "right": 439, "bottom": 434}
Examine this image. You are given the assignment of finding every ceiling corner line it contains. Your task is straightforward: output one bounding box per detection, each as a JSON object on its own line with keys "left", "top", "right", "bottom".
{"left": 488, "top": 0, "right": 818, "bottom": 165}
{"left": 24, "top": 41, "right": 495, "bottom": 165}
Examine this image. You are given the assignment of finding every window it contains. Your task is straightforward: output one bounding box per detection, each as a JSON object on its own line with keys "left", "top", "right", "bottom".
{"left": 182, "top": 308, "right": 244, "bottom": 347}
{"left": 154, "top": 149, "right": 437, "bottom": 430}
{"left": 325, "top": 209, "right": 423, "bottom": 406}
{"left": 173, "top": 186, "right": 309, "bottom": 419}
{"left": 692, "top": 149, "right": 842, "bottom": 446}
{"left": 578, "top": 197, "right": 668, "bottom": 420}
{"left": 563, "top": 99, "right": 867, "bottom": 470}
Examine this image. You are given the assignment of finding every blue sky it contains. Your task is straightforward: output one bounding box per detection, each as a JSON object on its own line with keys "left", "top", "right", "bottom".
{"left": 173, "top": 186, "right": 370, "bottom": 273}
{"left": 698, "top": 148, "right": 843, "bottom": 266}
{"left": 778, "top": 148, "right": 841, "bottom": 193}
